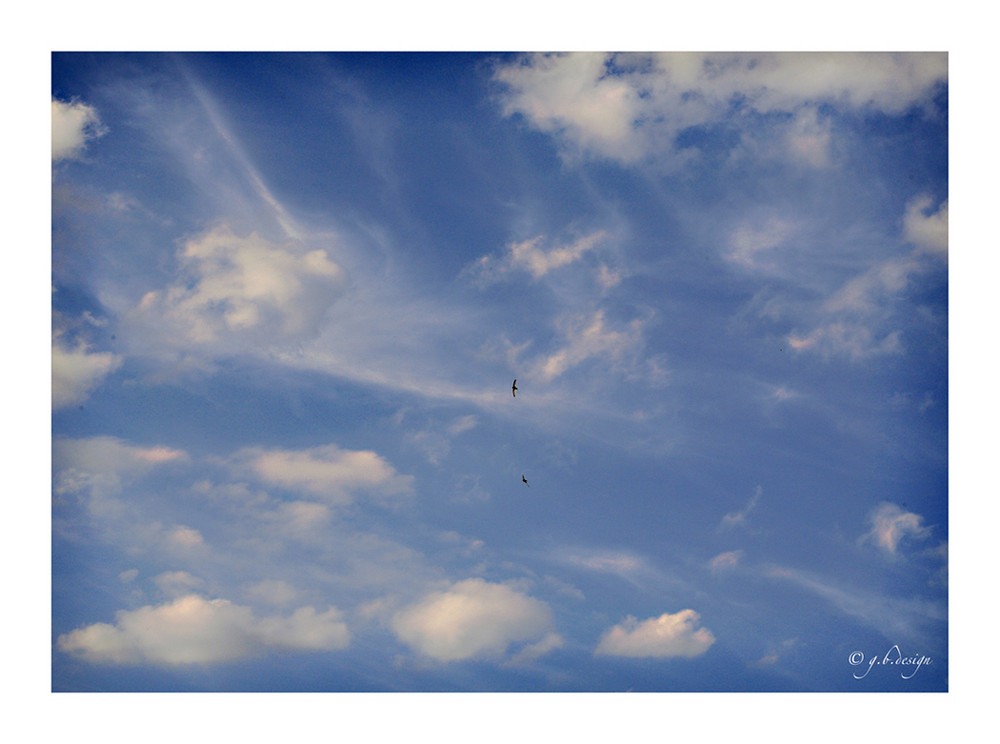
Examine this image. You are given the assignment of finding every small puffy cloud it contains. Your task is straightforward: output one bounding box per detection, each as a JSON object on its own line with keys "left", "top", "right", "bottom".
{"left": 118, "top": 569, "right": 139, "bottom": 584}
{"left": 391, "top": 578, "right": 557, "bottom": 662}
{"left": 52, "top": 97, "right": 107, "bottom": 161}
{"left": 862, "top": 502, "right": 931, "bottom": 554}
{"left": 466, "top": 231, "right": 610, "bottom": 284}
{"left": 52, "top": 337, "right": 122, "bottom": 410}
{"left": 57, "top": 594, "right": 349, "bottom": 665}
{"left": 904, "top": 195, "right": 948, "bottom": 258}
{"left": 130, "top": 224, "right": 347, "bottom": 351}
{"left": 595, "top": 609, "right": 716, "bottom": 658}
{"left": 236, "top": 443, "right": 413, "bottom": 505}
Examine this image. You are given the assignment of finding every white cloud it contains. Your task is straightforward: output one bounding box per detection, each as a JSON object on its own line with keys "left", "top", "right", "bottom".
{"left": 57, "top": 594, "right": 349, "bottom": 665}
{"left": 53, "top": 436, "right": 187, "bottom": 514}
{"left": 788, "top": 322, "right": 903, "bottom": 359}
{"left": 129, "top": 224, "right": 347, "bottom": 350}
{"left": 245, "top": 579, "right": 299, "bottom": 606}
{"left": 494, "top": 54, "right": 644, "bottom": 161}
{"left": 536, "top": 309, "right": 645, "bottom": 381}
{"left": 719, "top": 486, "right": 761, "bottom": 531}
{"left": 167, "top": 526, "right": 205, "bottom": 549}
{"left": 785, "top": 105, "right": 834, "bottom": 168}
{"left": 52, "top": 337, "right": 122, "bottom": 410}
{"left": 509, "top": 632, "right": 564, "bottom": 665}
{"left": 561, "top": 549, "right": 644, "bottom": 577}
{"left": 726, "top": 218, "right": 797, "bottom": 270}
{"left": 862, "top": 502, "right": 932, "bottom": 554}
{"left": 595, "top": 609, "right": 716, "bottom": 658}
{"left": 782, "top": 195, "right": 947, "bottom": 359}
{"left": 494, "top": 53, "right": 946, "bottom": 164}
{"left": 764, "top": 565, "right": 945, "bottom": 646}
{"left": 52, "top": 97, "right": 107, "bottom": 161}
{"left": 708, "top": 550, "right": 743, "bottom": 574}
{"left": 236, "top": 443, "right": 413, "bottom": 505}
{"left": 904, "top": 195, "right": 948, "bottom": 257}
{"left": 391, "top": 578, "right": 557, "bottom": 662}
{"left": 154, "top": 570, "right": 205, "bottom": 596}
{"left": 466, "top": 231, "right": 610, "bottom": 284}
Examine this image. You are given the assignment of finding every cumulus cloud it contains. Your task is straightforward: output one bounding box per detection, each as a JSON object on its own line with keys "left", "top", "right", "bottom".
{"left": 595, "top": 609, "right": 716, "bottom": 658}
{"left": 391, "top": 578, "right": 557, "bottom": 662}
{"left": 129, "top": 224, "right": 347, "bottom": 351}
{"left": 862, "top": 502, "right": 931, "bottom": 554}
{"left": 466, "top": 231, "right": 610, "bottom": 284}
{"left": 57, "top": 594, "right": 349, "bottom": 665}
{"left": 52, "top": 337, "right": 122, "bottom": 410}
{"left": 494, "top": 52, "right": 946, "bottom": 164}
{"left": 235, "top": 443, "right": 414, "bottom": 505}
{"left": 52, "top": 97, "right": 107, "bottom": 161}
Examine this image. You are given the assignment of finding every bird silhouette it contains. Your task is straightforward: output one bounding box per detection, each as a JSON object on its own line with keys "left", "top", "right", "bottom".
{"left": 522, "top": 474, "right": 529, "bottom": 486}
{"left": 512, "top": 379, "right": 518, "bottom": 397}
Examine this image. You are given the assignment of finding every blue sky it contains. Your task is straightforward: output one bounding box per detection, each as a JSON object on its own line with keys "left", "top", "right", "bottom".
{"left": 51, "top": 51, "right": 949, "bottom": 693}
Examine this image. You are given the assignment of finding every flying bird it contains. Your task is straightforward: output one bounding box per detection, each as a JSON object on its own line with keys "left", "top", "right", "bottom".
{"left": 522, "top": 474, "right": 529, "bottom": 486}
{"left": 512, "top": 379, "right": 518, "bottom": 397}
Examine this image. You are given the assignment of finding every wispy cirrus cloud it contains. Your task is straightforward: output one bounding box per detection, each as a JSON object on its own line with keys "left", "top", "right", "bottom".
{"left": 465, "top": 230, "right": 610, "bottom": 284}
{"left": 719, "top": 486, "right": 761, "bottom": 532}
{"left": 763, "top": 564, "right": 945, "bottom": 649}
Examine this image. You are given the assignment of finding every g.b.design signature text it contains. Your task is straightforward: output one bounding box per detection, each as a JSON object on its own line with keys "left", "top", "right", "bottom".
{"left": 848, "top": 645, "right": 932, "bottom": 679}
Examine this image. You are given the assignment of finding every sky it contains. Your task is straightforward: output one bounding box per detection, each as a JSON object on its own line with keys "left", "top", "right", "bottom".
{"left": 50, "top": 51, "right": 949, "bottom": 694}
